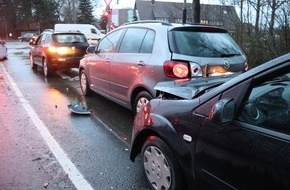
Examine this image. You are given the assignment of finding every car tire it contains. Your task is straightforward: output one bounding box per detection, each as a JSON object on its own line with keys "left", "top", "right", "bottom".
{"left": 80, "top": 70, "right": 92, "bottom": 96}
{"left": 43, "top": 58, "right": 52, "bottom": 77}
{"left": 134, "top": 91, "right": 153, "bottom": 115}
{"left": 30, "top": 54, "right": 37, "bottom": 70}
{"left": 141, "top": 137, "right": 184, "bottom": 190}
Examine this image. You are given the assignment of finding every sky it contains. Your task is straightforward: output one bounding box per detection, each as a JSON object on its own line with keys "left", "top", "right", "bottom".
{"left": 94, "top": 0, "right": 221, "bottom": 17}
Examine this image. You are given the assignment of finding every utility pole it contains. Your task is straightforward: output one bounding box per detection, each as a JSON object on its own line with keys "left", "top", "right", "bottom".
{"left": 183, "top": 0, "right": 187, "bottom": 24}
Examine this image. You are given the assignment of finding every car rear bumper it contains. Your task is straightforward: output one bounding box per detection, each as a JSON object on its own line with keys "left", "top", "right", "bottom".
{"left": 49, "top": 56, "right": 83, "bottom": 70}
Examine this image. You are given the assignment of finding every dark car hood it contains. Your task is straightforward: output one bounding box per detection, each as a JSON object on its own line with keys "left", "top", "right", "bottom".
{"left": 154, "top": 74, "right": 239, "bottom": 99}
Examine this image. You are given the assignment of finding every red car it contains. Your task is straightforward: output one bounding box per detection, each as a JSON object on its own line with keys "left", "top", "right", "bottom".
{"left": 29, "top": 30, "right": 89, "bottom": 77}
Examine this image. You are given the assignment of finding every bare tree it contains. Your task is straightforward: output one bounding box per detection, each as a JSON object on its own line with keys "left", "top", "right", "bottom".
{"left": 267, "top": 0, "right": 287, "bottom": 35}
{"left": 58, "top": 0, "right": 79, "bottom": 23}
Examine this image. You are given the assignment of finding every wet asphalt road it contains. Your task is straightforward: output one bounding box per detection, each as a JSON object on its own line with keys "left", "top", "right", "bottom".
{"left": 0, "top": 41, "right": 149, "bottom": 190}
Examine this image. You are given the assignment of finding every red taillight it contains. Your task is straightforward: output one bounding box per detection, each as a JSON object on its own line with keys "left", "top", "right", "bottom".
{"left": 163, "top": 61, "right": 189, "bottom": 78}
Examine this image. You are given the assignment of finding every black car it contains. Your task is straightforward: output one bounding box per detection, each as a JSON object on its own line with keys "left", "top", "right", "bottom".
{"left": 130, "top": 53, "right": 290, "bottom": 190}
{"left": 18, "top": 32, "right": 36, "bottom": 42}
{"left": 29, "top": 30, "right": 89, "bottom": 77}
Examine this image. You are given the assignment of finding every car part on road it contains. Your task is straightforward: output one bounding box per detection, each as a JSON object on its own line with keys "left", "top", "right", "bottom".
{"left": 68, "top": 100, "right": 91, "bottom": 115}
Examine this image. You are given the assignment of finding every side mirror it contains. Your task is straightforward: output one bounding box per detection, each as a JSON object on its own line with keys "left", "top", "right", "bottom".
{"left": 86, "top": 46, "right": 96, "bottom": 54}
{"left": 209, "top": 98, "right": 235, "bottom": 125}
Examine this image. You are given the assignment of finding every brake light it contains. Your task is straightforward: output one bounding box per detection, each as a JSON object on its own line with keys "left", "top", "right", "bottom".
{"left": 48, "top": 46, "right": 71, "bottom": 55}
{"left": 163, "top": 61, "right": 189, "bottom": 78}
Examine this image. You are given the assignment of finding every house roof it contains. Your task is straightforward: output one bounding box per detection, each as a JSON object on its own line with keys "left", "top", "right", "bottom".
{"left": 134, "top": 0, "right": 239, "bottom": 32}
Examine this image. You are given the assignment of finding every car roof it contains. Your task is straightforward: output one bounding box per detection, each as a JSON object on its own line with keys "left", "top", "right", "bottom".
{"left": 119, "top": 20, "right": 228, "bottom": 32}
{"left": 42, "top": 29, "right": 84, "bottom": 35}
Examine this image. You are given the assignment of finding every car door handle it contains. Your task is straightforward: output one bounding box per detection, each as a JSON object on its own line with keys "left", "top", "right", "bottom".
{"left": 138, "top": 61, "right": 145, "bottom": 66}
{"left": 105, "top": 58, "right": 110, "bottom": 63}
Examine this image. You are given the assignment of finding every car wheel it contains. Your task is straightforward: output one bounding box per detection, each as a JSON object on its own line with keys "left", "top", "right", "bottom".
{"left": 80, "top": 70, "right": 92, "bottom": 96}
{"left": 141, "top": 137, "right": 183, "bottom": 190}
{"left": 43, "top": 58, "right": 52, "bottom": 77}
{"left": 134, "top": 91, "right": 153, "bottom": 115}
{"left": 29, "top": 54, "right": 36, "bottom": 69}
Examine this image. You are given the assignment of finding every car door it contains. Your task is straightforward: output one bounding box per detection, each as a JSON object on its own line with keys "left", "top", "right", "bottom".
{"left": 32, "top": 34, "right": 47, "bottom": 65}
{"left": 110, "top": 28, "right": 154, "bottom": 104}
{"left": 88, "top": 29, "right": 124, "bottom": 95}
{"left": 195, "top": 64, "right": 290, "bottom": 190}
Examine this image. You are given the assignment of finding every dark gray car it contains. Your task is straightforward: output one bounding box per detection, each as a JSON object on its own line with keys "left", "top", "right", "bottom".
{"left": 79, "top": 21, "right": 248, "bottom": 114}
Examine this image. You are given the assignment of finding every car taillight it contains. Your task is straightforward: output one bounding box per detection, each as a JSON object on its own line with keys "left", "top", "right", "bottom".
{"left": 163, "top": 61, "right": 189, "bottom": 78}
{"left": 48, "top": 46, "right": 71, "bottom": 55}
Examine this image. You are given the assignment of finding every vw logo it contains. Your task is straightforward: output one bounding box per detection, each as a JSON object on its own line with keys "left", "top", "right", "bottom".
{"left": 224, "top": 60, "right": 230, "bottom": 69}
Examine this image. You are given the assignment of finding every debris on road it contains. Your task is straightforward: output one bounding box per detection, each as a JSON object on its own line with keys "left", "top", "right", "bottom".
{"left": 68, "top": 100, "right": 91, "bottom": 115}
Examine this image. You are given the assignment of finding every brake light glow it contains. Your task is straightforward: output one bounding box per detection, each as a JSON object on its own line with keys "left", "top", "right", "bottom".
{"left": 163, "top": 61, "right": 189, "bottom": 78}
{"left": 48, "top": 46, "right": 71, "bottom": 55}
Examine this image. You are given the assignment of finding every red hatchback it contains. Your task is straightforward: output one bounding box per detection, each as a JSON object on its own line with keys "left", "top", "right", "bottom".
{"left": 29, "top": 30, "right": 89, "bottom": 77}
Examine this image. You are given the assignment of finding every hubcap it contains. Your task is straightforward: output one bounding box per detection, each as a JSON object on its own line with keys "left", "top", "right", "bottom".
{"left": 30, "top": 55, "right": 33, "bottom": 67}
{"left": 80, "top": 73, "right": 87, "bottom": 93}
{"left": 143, "top": 146, "right": 171, "bottom": 190}
{"left": 136, "top": 97, "right": 149, "bottom": 113}
{"left": 43, "top": 60, "right": 48, "bottom": 76}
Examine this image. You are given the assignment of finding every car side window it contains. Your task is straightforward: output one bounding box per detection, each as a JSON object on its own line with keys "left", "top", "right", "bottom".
{"left": 238, "top": 72, "right": 290, "bottom": 134}
{"left": 37, "top": 34, "right": 47, "bottom": 45}
{"left": 97, "top": 29, "right": 124, "bottom": 53}
{"left": 119, "top": 28, "right": 147, "bottom": 53}
{"left": 140, "top": 30, "right": 155, "bottom": 53}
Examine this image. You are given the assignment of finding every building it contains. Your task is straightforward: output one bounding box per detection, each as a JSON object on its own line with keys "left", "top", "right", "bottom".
{"left": 111, "top": 0, "right": 240, "bottom": 35}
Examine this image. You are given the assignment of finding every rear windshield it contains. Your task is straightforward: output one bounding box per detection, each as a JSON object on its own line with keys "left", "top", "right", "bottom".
{"left": 52, "top": 34, "right": 87, "bottom": 44}
{"left": 168, "top": 30, "right": 243, "bottom": 57}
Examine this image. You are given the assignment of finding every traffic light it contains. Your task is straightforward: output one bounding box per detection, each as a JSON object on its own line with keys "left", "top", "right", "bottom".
{"left": 102, "top": 6, "right": 111, "bottom": 23}
{"left": 102, "top": 10, "right": 110, "bottom": 22}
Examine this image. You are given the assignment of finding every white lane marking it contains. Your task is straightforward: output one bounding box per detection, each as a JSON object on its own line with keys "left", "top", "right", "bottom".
{"left": 0, "top": 64, "right": 94, "bottom": 190}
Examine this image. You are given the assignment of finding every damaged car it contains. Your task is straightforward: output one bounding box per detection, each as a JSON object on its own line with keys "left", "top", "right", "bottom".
{"left": 130, "top": 52, "right": 290, "bottom": 190}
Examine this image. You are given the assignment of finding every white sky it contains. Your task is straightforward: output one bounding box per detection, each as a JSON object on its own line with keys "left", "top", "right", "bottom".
{"left": 94, "top": 0, "right": 221, "bottom": 16}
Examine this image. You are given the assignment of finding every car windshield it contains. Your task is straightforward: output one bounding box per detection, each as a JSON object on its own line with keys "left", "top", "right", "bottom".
{"left": 52, "top": 34, "right": 87, "bottom": 44}
{"left": 168, "top": 29, "right": 243, "bottom": 57}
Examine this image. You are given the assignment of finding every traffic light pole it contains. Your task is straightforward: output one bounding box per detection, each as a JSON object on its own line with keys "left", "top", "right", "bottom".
{"left": 182, "top": 0, "right": 187, "bottom": 24}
